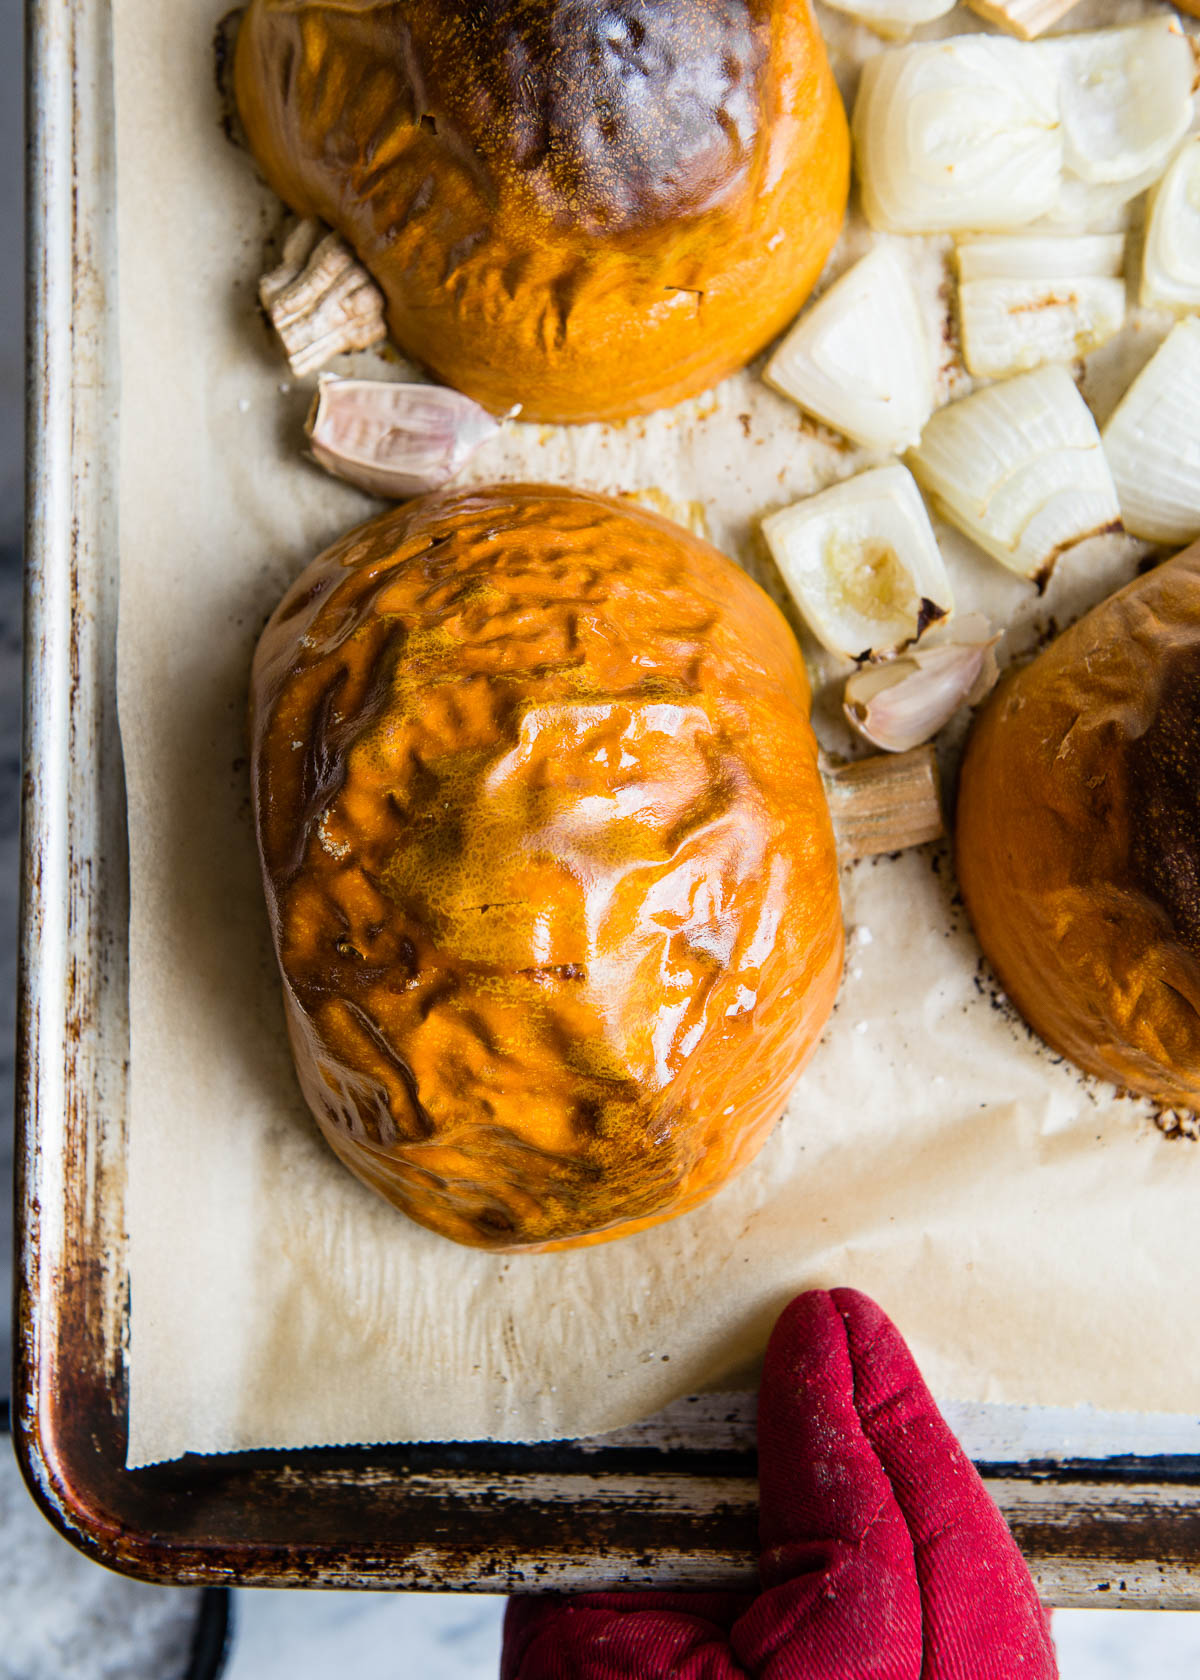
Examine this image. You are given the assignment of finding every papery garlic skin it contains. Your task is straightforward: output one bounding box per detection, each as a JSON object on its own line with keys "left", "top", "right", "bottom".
{"left": 1102, "top": 318, "right": 1200, "bottom": 545}
{"left": 820, "top": 0, "right": 955, "bottom": 35}
{"left": 1142, "top": 138, "right": 1200, "bottom": 312}
{"left": 306, "top": 378, "right": 500, "bottom": 499}
{"left": 260, "top": 220, "right": 387, "bottom": 378}
{"left": 908, "top": 365, "right": 1121, "bottom": 582}
{"left": 761, "top": 464, "right": 953, "bottom": 662}
{"left": 844, "top": 625, "right": 1001, "bottom": 753}
{"left": 853, "top": 37, "right": 1063, "bottom": 234}
{"left": 764, "top": 245, "right": 934, "bottom": 452}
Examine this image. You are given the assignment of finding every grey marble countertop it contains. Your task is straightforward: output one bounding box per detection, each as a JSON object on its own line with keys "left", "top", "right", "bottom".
{"left": 1, "top": 0, "right": 1198, "bottom": 1670}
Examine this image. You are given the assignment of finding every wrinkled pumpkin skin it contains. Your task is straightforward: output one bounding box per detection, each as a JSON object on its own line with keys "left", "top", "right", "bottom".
{"left": 957, "top": 544, "right": 1200, "bottom": 1109}
{"left": 251, "top": 485, "right": 843, "bottom": 1250}
{"left": 233, "top": 0, "right": 849, "bottom": 423}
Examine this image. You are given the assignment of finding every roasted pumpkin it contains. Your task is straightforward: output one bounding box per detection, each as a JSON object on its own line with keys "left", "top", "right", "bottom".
{"left": 957, "top": 544, "right": 1200, "bottom": 1109}
{"left": 233, "top": 0, "right": 850, "bottom": 423}
{"left": 251, "top": 484, "right": 844, "bottom": 1249}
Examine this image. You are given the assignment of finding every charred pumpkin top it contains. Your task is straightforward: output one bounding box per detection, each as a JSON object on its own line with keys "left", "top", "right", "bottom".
{"left": 234, "top": 0, "right": 849, "bottom": 421}
{"left": 382, "top": 0, "right": 771, "bottom": 236}
{"left": 251, "top": 485, "right": 843, "bottom": 1249}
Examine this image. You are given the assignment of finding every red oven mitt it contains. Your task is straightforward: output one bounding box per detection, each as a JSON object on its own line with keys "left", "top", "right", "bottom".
{"left": 502, "top": 1289, "right": 1057, "bottom": 1678}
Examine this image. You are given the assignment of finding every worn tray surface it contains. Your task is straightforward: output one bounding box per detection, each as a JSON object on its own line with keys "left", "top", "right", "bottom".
{"left": 15, "top": 0, "right": 1200, "bottom": 1600}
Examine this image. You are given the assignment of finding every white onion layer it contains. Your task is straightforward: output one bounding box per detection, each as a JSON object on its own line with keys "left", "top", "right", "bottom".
{"left": 1046, "top": 20, "right": 1195, "bottom": 190}
{"left": 761, "top": 464, "right": 953, "bottom": 662}
{"left": 1142, "top": 137, "right": 1200, "bottom": 312}
{"left": 1102, "top": 318, "right": 1200, "bottom": 545}
{"left": 955, "top": 233, "right": 1124, "bottom": 282}
{"left": 908, "top": 365, "right": 1120, "bottom": 581}
{"left": 853, "top": 37, "right": 1063, "bottom": 234}
{"left": 958, "top": 276, "right": 1126, "bottom": 379}
{"left": 764, "top": 245, "right": 934, "bottom": 453}
{"left": 854, "top": 20, "right": 1196, "bottom": 237}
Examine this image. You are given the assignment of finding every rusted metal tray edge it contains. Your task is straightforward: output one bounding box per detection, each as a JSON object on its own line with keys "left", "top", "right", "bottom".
{"left": 14, "top": 0, "right": 1200, "bottom": 1604}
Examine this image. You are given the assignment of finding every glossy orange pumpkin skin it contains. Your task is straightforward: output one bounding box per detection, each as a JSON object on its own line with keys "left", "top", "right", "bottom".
{"left": 251, "top": 485, "right": 843, "bottom": 1250}
{"left": 957, "top": 544, "right": 1200, "bottom": 1109}
{"left": 233, "top": 0, "right": 850, "bottom": 423}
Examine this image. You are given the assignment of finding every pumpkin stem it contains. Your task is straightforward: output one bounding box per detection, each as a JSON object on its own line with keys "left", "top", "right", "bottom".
{"left": 822, "top": 745, "right": 944, "bottom": 864}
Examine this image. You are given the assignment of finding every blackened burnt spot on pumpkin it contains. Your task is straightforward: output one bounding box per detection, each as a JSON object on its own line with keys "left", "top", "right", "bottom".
{"left": 1129, "top": 663, "right": 1200, "bottom": 955}
{"left": 572, "top": 1095, "right": 605, "bottom": 1138}
{"left": 476, "top": 1206, "right": 517, "bottom": 1236}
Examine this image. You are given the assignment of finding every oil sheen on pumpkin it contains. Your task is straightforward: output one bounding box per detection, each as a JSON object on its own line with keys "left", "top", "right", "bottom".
{"left": 957, "top": 543, "right": 1200, "bottom": 1110}
{"left": 251, "top": 485, "right": 843, "bottom": 1250}
{"left": 233, "top": 0, "right": 850, "bottom": 423}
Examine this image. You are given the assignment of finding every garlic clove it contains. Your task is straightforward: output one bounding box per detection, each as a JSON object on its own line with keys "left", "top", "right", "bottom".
{"left": 843, "top": 628, "right": 1001, "bottom": 754}
{"left": 1141, "top": 137, "right": 1200, "bottom": 312}
{"left": 761, "top": 463, "right": 953, "bottom": 662}
{"left": 260, "top": 219, "right": 387, "bottom": 378}
{"left": 958, "top": 276, "right": 1126, "bottom": 379}
{"left": 853, "top": 37, "right": 1064, "bottom": 234}
{"left": 306, "top": 377, "right": 500, "bottom": 499}
{"left": 908, "top": 365, "right": 1121, "bottom": 583}
{"left": 1102, "top": 318, "right": 1200, "bottom": 546}
{"left": 764, "top": 245, "right": 934, "bottom": 453}
{"left": 1046, "top": 19, "right": 1195, "bottom": 190}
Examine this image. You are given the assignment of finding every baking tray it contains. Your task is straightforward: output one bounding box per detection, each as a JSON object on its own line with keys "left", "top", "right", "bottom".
{"left": 14, "top": 0, "right": 1200, "bottom": 1601}
{"left": 2, "top": 1406, "right": 234, "bottom": 1677}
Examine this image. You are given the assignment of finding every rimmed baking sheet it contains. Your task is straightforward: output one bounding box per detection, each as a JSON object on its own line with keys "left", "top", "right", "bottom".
{"left": 17, "top": 0, "right": 1200, "bottom": 1600}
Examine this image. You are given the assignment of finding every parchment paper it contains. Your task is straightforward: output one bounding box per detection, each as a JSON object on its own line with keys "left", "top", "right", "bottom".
{"left": 116, "top": 0, "right": 1200, "bottom": 1467}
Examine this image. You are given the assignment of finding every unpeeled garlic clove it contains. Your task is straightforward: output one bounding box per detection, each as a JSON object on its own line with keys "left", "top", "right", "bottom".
{"left": 844, "top": 622, "right": 1002, "bottom": 753}
{"left": 306, "top": 377, "right": 502, "bottom": 499}
{"left": 260, "top": 219, "right": 387, "bottom": 377}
